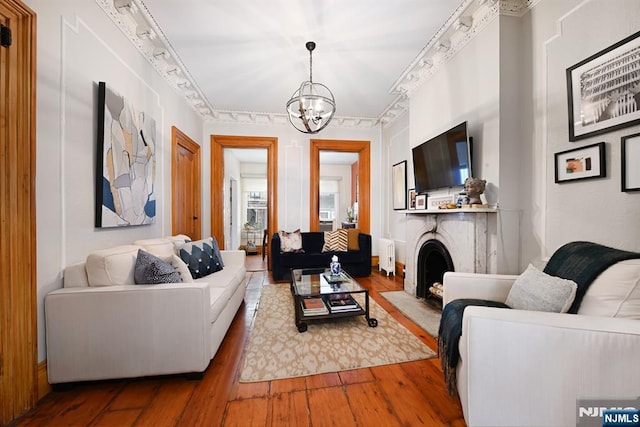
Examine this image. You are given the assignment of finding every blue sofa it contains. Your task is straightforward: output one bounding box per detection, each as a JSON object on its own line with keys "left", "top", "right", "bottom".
{"left": 271, "top": 231, "right": 372, "bottom": 281}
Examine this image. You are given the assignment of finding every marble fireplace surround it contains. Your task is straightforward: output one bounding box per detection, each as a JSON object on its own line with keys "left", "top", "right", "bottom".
{"left": 404, "top": 210, "right": 498, "bottom": 296}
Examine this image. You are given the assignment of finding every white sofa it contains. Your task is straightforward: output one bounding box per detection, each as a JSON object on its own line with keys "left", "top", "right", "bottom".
{"left": 45, "top": 236, "right": 246, "bottom": 385}
{"left": 443, "top": 259, "right": 640, "bottom": 427}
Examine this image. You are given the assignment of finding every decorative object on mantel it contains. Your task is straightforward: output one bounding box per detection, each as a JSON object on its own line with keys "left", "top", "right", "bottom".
{"left": 415, "top": 194, "right": 427, "bottom": 210}
{"left": 554, "top": 142, "right": 606, "bottom": 184}
{"left": 285, "top": 41, "right": 336, "bottom": 134}
{"left": 427, "top": 194, "right": 455, "bottom": 210}
{"left": 464, "top": 177, "right": 486, "bottom": 205}
{"left": 408, "top": 188, "right": 417, "bottom": 210}
{"left": 566, "top": 30, "right": 640, "bottom": 141}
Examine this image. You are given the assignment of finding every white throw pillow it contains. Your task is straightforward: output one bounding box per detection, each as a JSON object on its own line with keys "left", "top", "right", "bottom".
{"left": 86, "top": 245, "right": 140, "bottom": 287}
{"left": 505, "top": 264, "right": 577, "bottom": 313}
{"left": 278, "top": 229, "right": 303, "bottom": 253}
{"left": 134, "top": 238, "right": 176, "bottom": 261}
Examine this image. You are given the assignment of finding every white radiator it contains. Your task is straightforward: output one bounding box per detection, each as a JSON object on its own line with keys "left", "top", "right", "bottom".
{"left": 378, "top": 238, "right": 395, "bottom": 276}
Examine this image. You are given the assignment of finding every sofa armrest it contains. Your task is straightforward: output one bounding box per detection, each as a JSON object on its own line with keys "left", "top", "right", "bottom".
{"left": 45, "top": 282, "right": 211, "bottom": 384}
{"left": 443, "top": 272, "right": 517, "bottom": 306}
{"left": 459, "top": 307, "right": 640, "bottom": 426}
{"left": 221, "top": 250, "right": 245, "bottom": 266}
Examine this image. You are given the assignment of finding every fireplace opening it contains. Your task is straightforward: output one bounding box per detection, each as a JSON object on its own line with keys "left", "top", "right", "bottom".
{"left": 416, "top": 239, "right": 454, "bottom": 300}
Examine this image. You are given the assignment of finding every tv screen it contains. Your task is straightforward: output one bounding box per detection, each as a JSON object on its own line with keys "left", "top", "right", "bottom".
{"left": 412, "top": 122, "right": 471, "bottom": 193}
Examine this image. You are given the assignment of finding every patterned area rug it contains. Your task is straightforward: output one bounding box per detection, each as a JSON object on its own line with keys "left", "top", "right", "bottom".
{"left": 239, "top": 284, "right": 436, "bottom": 382}
{"left": 380, "top": 291, "right": 442, "bottom": 338}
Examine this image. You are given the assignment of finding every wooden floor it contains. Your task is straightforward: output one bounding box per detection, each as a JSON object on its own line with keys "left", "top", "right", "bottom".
{"left": 13, "top": 256, "right": 465, "bottom": 426}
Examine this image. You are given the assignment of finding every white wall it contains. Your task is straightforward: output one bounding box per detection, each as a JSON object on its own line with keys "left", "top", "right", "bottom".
{"left": 524, "top": 0, "right": 640, "bottom": 261}
{"left": 204, "top": 121, "right": 383, "bottom": 253}
{"left": 29, "top": 0, "right": 204, "bottom": 361}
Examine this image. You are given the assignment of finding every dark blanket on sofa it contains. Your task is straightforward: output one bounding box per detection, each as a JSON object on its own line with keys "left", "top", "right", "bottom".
{"left": 438, "top": 241, "right": 640, "bottom": 396}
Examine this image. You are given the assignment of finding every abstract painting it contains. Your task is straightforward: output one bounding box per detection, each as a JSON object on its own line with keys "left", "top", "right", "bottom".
{"left": 96, "top": 82, "right": 156, "bottom": 227}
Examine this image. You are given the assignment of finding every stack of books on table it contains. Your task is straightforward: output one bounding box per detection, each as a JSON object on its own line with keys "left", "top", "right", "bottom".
{"left": 301, "top": 297, "right": 329, "bottom": 316}
{"left": 326, "top": 294, "right": 361, "bottom": 313}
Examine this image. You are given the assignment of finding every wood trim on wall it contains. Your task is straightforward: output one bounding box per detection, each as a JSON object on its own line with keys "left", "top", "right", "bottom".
{"left": 0, "top": 0, "right": 38, "bottom": 423}
{"left": 310, "top": 139, "right": 370, "bottom": 233}
{"left": 210, "top": 135, "right": 278, "bottom": 262}
{"left": 171, "top": 126, "right": 202, "bottom": 239}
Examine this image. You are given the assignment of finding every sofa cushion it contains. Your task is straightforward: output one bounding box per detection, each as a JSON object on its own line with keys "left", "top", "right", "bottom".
{"left": 505, "top": 264, "right": 577, "bottom": 313}
{"left": 278, "top": 229, "right": 303, "bottom": 253}
{"left": 134, "top": 249, "right": 182, "bottom": 284}
{"left": 167, "top": 234, "right": 191, "bottom": 251}
{"left": 578, "top": 259, "right": 640, "bottom": 319}
{"left": 322, "top": 229, "right": 348, "bottom": 252}
{"left": 134, "top": 238, "right": 176, "bottom": 261}
{"left": 179, "top": 238, "right": 223, "bottom": 279}
{"left": 347, "top": 228, "right": 360, "bottom": 251}
{"left": 86, "top": 245, "right": 140, "bottom": 287}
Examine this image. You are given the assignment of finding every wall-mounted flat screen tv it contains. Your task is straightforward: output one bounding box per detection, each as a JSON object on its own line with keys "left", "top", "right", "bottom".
{"left": 412, "top": 122, "right": 472, "bottom": 194}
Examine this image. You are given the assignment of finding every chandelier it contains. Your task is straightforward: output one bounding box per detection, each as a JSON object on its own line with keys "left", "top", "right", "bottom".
{"left": 286, "top": 41, "right": 336, "bottom": 134}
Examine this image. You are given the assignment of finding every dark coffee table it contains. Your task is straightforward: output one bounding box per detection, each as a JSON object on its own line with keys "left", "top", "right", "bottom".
{"left": 290, "top": 268, "right": 378, "bottom": 332}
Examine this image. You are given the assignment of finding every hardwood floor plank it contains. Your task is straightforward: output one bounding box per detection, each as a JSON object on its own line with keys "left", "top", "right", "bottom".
{"left": 305, "top": 372, "right": 341, "bottom": 390}
{"left": 135, "top": 379, "right": 196, "bottom": 426}
{"left": 233, "top": 381, "right": 270, "bottom": 400}
{"left": 308, "top": 387, "right": 356, "bottom": 427}
{"left": 268, "top": 390, "right": 309, "bottom": 427}
{"left": 337, "top": 368, "right": 375, "bottom": 385}
{"left": 344, "top": 382, "right": 402, "bottom": 427}
{"left": 92, "top": 408, "right": 141, "bottom": 426}
{"left": 223, "top": 398, "right": 268, "bottom": 427}
{"left": 107, "top": 380, "right": 159, "bottom": 411}
{"left": 269, "top": 377, "right": 307, "bottom": 395}
{"left": 370, "top": 363, "right": 445, "bottom": 426}
{"left": 44, "top": 382, "right": 123, "bottom": 426}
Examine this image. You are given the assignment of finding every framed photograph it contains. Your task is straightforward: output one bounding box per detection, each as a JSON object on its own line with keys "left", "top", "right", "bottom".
{"left": 554, "top": 142, "right": 606, "bottom": 184}
{"left": 566, "top": 30, "right": 640, "bottom": 141}
{"left": 408, "top": 188, "right": 416, "bottom": 210}
{"left": 622, "top": 132, "right": 640, "bottom": 192}
{"left": 415, "top": 194, "right": 426, "bottom": 210}
{"left": 392, "top": 161, "right": 407, "bottom": 210}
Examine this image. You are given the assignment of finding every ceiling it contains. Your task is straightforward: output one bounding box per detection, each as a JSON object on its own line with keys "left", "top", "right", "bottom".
{"left": 140, "top": 0, "right": 464, "bottom": 120}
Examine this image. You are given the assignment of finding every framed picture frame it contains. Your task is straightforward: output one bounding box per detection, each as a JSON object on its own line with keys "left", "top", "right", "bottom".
{"left": 554, "top": 142, "right": 606, "bottom": 184}
{"left": 392, "top": 161, "right": 407, "bottom": 210}
{"left": 566, "top": 30, "right": 640, "bottom": 141}
{"left": 415, "top": 194, "right": 426, "bottom": 210}
{"left": 622, "top": 132, "right": 640, "bottom": 192}
{"left": 408, "top": 188, "right": 416, "bottom": 210}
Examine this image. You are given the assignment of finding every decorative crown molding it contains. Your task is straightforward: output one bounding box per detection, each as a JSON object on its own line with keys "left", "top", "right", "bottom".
{"left": 98, "top": 0, "right": 534, "bottom": 130}
{"left": 378, "top": 0, "right": 533, "bottom": 127}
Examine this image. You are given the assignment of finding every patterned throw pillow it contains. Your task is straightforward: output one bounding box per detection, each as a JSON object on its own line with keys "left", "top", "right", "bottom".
{"left": 134, "top": 249, "right": 182, "bottom": 284}
{"left": 278, "top": 229, "right": 304, "bottom": 253}
{"left": 322, "top": 229, "right": 348, "bottom": 252}
{"left": 179, "top": 237, "right": 224, "bottom": 279}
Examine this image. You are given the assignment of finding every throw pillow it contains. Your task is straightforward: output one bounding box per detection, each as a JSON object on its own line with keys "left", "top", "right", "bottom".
{"left": 179, "top": 237, "right": 224, "bottom": 279}
{"left": 505, "top": 264, "right": 578, "bottom": 313}
{"left": 134, "top": 249, "right": 182, "bottom": 285}
{"left": 171, "top": 255, "right": 193, "bottom": 283}
{"left": 322, "top": 229, "right": 348, "bottom": 252}
{"left": 210, "top": 235, "right": 225, "bottom": 268}
{"left": 278, "top": 229, "right": 304, "bottom": 253}
{"left": 347, "top": 228, "right": 360, "bottom": 251}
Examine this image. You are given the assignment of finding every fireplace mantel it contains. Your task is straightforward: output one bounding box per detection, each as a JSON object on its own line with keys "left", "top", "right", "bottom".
{"left": 401, "top": 207, "right": 498, "bottom": 215}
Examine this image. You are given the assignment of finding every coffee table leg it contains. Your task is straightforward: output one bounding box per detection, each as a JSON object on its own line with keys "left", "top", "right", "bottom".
{"left": 365, "top": 291, "right": 378, "bottom": 327}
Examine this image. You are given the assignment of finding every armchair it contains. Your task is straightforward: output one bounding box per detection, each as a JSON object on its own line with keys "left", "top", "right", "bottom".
{"left": 443, "top": 260, "right": 640, "bottom": 427}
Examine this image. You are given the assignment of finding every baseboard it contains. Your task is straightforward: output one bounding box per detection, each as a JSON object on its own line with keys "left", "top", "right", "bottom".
{"left": 37, "top": 360, "right": 50, "bottom": 399}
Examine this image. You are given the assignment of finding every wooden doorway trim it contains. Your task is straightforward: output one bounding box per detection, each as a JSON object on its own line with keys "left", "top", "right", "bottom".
{"left": 171, "top": 126, "right": 202, "bottom": 240}
{"left": 310, "top": 140, "right": 370, "bottom": 233}
{"left": 0, "top": 0, "right": 37, "bottom": 423}
{"left": 210, "top": 135, "right": 278, "bottom": 256}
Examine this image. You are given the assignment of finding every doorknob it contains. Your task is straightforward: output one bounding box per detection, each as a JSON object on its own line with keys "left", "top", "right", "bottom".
{"left": 193, "top": 216, "right": 199, "bottom": 220}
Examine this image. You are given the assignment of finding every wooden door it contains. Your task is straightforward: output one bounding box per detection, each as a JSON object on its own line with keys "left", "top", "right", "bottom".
{"left": 0, "top": 0, "right": 37, "bottom": 423}
{"left": 172, "top": 127, "right": 201, "bottom": 240}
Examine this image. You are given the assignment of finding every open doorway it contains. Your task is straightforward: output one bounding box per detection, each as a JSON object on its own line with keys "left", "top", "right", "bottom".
{"left": 210, "top": 135, "right": 278, "bottom": 268}
{"left": 310, "top": 140, "right": 370, "bottom": 233}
